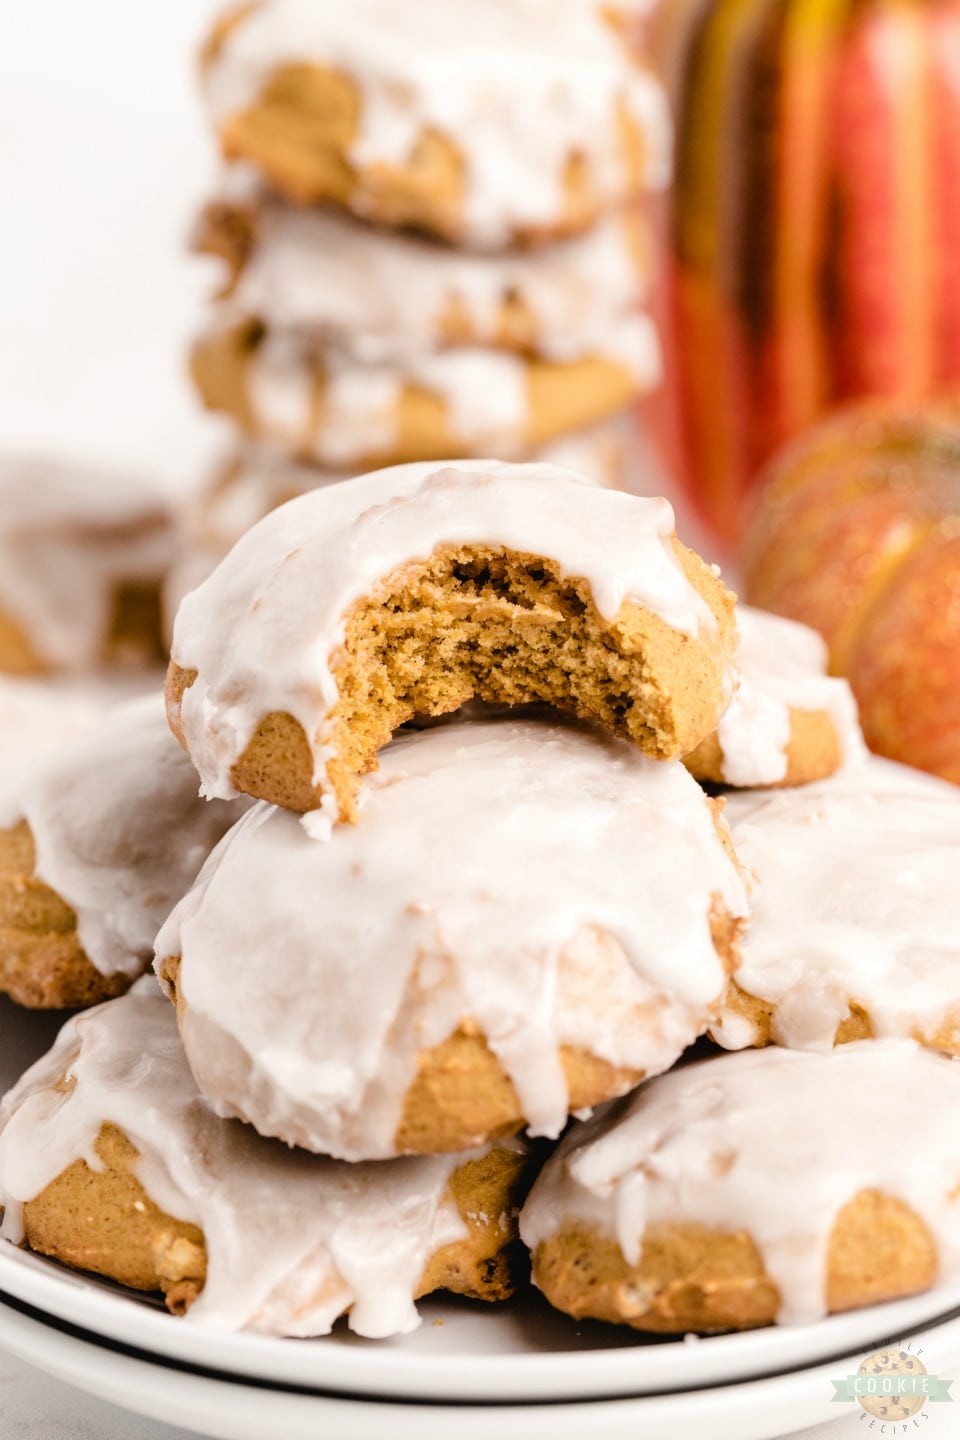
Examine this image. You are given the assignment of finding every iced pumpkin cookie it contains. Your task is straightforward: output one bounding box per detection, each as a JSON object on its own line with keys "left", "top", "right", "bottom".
{"left": 166, "top": 459, "right": 738, "bottom": 821}
{"left": 0, "top": 456, "right": 174, "bottom": 675}
{"left": 684, "top": 607, "right": 864, "bottom": 789}
{"left": 0, "top": 982, "right": 529, "bottom": 1336}
{"left": 713, "top": 756, "right": 960, "bottom": 1054}
{"left": 164, "top": 430, "right": 630, "bottom": 631}
{"left": 0, "top": 696, "right": 239, "bottom": 1009}
{"left": 189, "top": 312, "right": 660, "bottom": 470}
{"left": 197, "top": 185, "right": 650, "bottom": 362}
{"left": 155, "top": 718, "right": 748, "bottom": 1159}
{"left": 521, "top": 1041, "right": 960, "bottom": 1332}
{"left": 201, "top": 0, "right": 670, "bottom": 247}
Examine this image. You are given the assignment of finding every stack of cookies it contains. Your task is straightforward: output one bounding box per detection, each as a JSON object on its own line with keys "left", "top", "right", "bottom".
{"left": 5, "top": 458, "right": 960, "bottom": 1340}
{"left": 171, "top": 0, "right": 671, "bottom": 605}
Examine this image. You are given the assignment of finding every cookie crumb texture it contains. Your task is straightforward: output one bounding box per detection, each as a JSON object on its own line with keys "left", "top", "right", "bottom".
{"left": 169, "top": 541, "right": 734, "bottom": 821}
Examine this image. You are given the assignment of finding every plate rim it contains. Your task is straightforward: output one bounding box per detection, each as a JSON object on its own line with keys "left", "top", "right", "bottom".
{"left": 6, "top": 1289, "right": 960, "bottom": 1440}
{"left": 2, "top": 1240, "right": 959, "bottom": 1404}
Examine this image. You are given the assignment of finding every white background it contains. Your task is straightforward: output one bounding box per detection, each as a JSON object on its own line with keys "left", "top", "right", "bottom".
{"left": 0, "top": 0, "right": 225, "bottom": 495}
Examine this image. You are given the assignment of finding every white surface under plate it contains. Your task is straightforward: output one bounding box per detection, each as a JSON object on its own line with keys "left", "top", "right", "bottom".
{"left": 3, "top": 997, "right": 960, "bottom": 1434}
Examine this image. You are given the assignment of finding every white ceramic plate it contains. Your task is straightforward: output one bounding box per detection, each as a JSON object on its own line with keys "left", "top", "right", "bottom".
{"left": 3, "top": 1295, "right": 960, "bottom": 1440}
{"left": 4, "top": 996, "right": 960, "bottom": 1435}
{"left": 2, "top": 1240, "right": 960, "bottom": 1403}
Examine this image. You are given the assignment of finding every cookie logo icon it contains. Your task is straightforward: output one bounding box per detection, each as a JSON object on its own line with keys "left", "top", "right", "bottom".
{"left": 831, "top": 1343, "right": 953, "bottom": 1419}
{"left": 856, "top": 1349, "right": 927, "bottom": 1420}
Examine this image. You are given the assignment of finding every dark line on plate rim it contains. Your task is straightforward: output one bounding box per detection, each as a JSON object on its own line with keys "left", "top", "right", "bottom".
{"left": 3, "top": 1288, "right": 960, "bottom": 1408}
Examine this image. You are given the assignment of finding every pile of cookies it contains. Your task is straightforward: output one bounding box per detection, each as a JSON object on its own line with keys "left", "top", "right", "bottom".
{"left": 171, "top": 0, "right": 670, "bottom": 607}
{"left": 4, "top": 456, "right": 960, "bottom": 1340}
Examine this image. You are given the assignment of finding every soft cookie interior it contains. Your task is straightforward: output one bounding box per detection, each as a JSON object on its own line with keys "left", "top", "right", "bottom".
{"left": 168, "top": 541, "right": 734, "bottom": 820}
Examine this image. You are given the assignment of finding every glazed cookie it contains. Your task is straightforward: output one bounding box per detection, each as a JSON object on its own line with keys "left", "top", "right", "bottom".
{"left": 0, "top": 456, "right": 174, "bottom": 674}
{"left": 521, "top": 1041, "right": 960, "bottom": 1331}
{"left": 156, "top": 718, "right": 748, "bottom": 1159}
{"left": 201, "top": 0, "right": 670, "bottom": 247}
{"left": 0, "top": 983, "right": 529, "bottom": 1336}
{"left": 163, "top": 428, "right": 630, "bottom": 630}
{"left": 0, "top": 695, "right": 239, "bottom": 1009}
{"left": 0, "top": 672, "right": 154, "bottom": 801}
{"left": 189, "top": 313, "right": 660, "bottom": 470}
{"left": 163, "top": 449, "right": 348, "bottom": 632}
{"left": 684, "top": 607, "right": 864, "bottom": 789}
{"left": 712, "top": 756, "right": 960, "bottom": 1054}
{"left": 165, "top": 460, "right": 738, "bottom": 820}
{"left": 196, "top": 185, "right": 650, "bottom": 362}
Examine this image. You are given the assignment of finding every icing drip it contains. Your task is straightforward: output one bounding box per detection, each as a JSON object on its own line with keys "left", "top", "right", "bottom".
{"left": 714, "top": 607, "right": 865, "bottom": 787}
{"left": 224, "top": 200, "right": 647, "bottom": 363}
{"left": 169, "top": 460, "right": 727, "bottom": 802}
{"left": 203, "top": 0, "right": 671, "bottom": 246}
{"left": 237, "top": 313, "right": 661, "bottom": 466}
{"left": 0, "top": 456, "right": 174, "bottom": 671}
{"left": 155, "top": 718, "right": 749, "bottom": 1157}
{"left": 520, "top": 1040, "right": 960, "bottom": 1324}
{"left": 714, "top": 755, "right": 960, "bottom": 1051}
{"left": 0, "top": 982, "right": 486, "bottom": 1338}
{"left": 11, "top": 695, "right": 241, "bottom": 979}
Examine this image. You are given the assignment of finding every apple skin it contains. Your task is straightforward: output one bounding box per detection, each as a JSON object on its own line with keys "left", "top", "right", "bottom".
{"left": 741, "top": 400, "right": 960, "bottom": 781}
{"left": 847, "top": 530, "right": 960, "bottom": 782}
{"left": 744, "top": 481, "right": 935, "bottom": 673}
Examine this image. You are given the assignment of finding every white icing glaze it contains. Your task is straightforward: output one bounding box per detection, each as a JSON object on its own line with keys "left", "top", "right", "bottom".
{"left": 223, "top": 199, "right": 648, "bottom": 363}
{"left": 0, "top": 456, "right": 174, "bottom": 671}
{"left": 164, "top": 428, "right": 628, "bottom": 632}
{"left": 235, "top": 312, "right": 661, "bottom": 467}
{"left": 155, "top": 718, "right": 748, "bottom": 1158}
{"left": 713, "top": 607, "right": 865, "bottom": 787}
{"left": 0, "top": 981, "right": 504, "bottom": 1338}
{"left": 203, "top": 0, "right": 671, "bottom": 247}
{"left": 164, "top": 452, "right": 349, "bottom": 634}
{"left": 9, "top": 695, "right": 241, "bottom": 979}
{"left": 0, "top": 673, "right": 157, "bottom": 825}
{"left": 520, "top": 1040, "right": 960, "bottom": 1325}
{"left": 169, "top": 459, "right": 727, "bottom": 804}
{"left": 713, "top": 755, "right": 960, "bottom": 1052}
